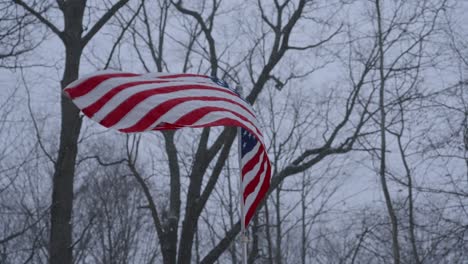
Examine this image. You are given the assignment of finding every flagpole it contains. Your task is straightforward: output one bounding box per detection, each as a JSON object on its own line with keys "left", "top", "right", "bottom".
{"left": 236, "top": 85, "right": 248, "bottom": 264}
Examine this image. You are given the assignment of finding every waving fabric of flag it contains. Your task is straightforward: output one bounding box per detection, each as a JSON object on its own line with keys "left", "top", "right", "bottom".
{"left": 240, "top": 128, "right": 271, "bottom": 227}
{"left": 63, "top": 70, "right": 271, "bottom": 228}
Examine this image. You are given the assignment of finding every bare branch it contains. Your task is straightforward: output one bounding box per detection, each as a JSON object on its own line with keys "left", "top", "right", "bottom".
{"left": 104, "top": 1, "right": 144, "bottom": 69}
{"left": 22, "top": 69, "right": 56, "bottom": 165}
{"left": 12, "top": 0, "right": 63, "bottom": 39}
{"left": 173, "top": 0, "right": 219, "bottom": 76}
{"left": 81, "top": 0, "right": 130, "bottom": 47}
{"left": 287, "top": 23, "right": 343, "bottom": 50}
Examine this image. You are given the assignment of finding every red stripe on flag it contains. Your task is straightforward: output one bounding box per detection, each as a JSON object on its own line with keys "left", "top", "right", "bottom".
{"left": 150, "top": 118, "right": 257, "bottom": 135}
{"left": 243, "top": 154, "right": 267, "bottom": 200}
{"left": 118, "top": 102, "right": 258, "bottom": 134}
{"left": 84, "top": 84, "right": 243, "bottom": 118}
{"left": 65, "top": 73, "right": 139, "bottom": 99}
{"left": 244, "top": 161, "right": 271, "bottom": 226}
{"left": 82, "top": 80, "right": 170, "bottom": 117}
{"left": 100, "top": 96, "right": 256, "bottom": 132}
{"left": 241, "top": 147, "right": 263, "bottom": 177}
{"left": 174, "top": 106, "right": 260, "bottom": 133}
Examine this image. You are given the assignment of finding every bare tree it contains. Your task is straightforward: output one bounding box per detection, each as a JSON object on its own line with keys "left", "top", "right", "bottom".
{"left": 3, "top": 0, "right": 467, "bottom": 263}
{"left": 374, "top": 0, "right": 401, "bottom": 262}
{"left": 11, "top": 1, "right": 132, "bottom": 263}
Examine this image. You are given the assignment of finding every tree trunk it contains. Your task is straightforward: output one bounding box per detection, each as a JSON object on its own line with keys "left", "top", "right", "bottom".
{"left": 49, "top": 2, "right": 85, "bottom": 262}
{"left": 375, "top": 1, "right": 401, "bottom": 263}
{"left": 49, "top": 42, "right": 83, "bottom": 264}
{"left": 163, "top": 130, "right": 180, "bottom": 264}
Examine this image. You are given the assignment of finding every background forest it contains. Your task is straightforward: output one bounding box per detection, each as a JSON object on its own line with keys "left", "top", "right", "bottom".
{"left": 0, "top": 0, "right": 467, "bottom": 263}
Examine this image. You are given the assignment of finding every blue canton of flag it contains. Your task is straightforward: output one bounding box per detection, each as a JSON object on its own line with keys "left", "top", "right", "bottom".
{"left": 209, "top": 76, "right": 242, "bottom": 96}
{"left": 210, "top": 76, "right": 229, "bottom": 88}
{"left": 241, "top": 128, "right": 258, "bottom": 157}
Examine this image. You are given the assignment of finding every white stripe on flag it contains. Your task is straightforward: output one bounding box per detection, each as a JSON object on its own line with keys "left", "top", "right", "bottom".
{"left": 242, "top": 151, "right": 265, "bottom": 190}
{"left": 243, "top": 159, "right": 268, "bottom": 210}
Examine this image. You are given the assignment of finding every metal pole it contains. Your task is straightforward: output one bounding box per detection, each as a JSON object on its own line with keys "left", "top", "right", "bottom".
{"left": 236, "top": 85, "right": 248, "bottom": 264}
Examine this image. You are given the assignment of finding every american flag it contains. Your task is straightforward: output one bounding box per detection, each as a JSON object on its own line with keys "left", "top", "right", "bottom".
{"left": 63, "top": 70, "right": 271, "bottom": 228}
{"left": 240, "top": 128, "right": 271, "bottom": 227}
